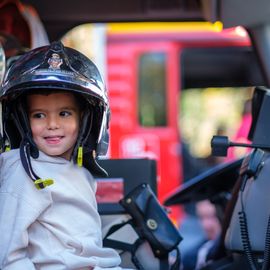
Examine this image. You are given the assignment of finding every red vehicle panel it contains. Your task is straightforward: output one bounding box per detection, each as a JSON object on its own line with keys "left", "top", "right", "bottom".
{"left": 106, "top": 24, "right": 250, "bottom": 222}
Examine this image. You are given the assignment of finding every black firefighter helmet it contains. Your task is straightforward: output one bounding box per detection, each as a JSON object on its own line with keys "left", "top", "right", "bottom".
{"left": 0, "top": 41, "right": 110, "bottom": 188}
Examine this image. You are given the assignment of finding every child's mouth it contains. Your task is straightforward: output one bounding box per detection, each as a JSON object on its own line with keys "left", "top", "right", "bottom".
{"left": 44, "top": 136, "right": 64, "bottom": 144}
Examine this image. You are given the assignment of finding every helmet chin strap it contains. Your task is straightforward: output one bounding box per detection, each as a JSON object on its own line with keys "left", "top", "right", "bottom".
{"left": 13, "top": 100, "right": 54, "bottom": 190}
{"left": 19, "top": 138, "right": 54, "bottom": 189}
{"left": 84, "top": 150, "right": 108, "bottom": 177}
{"left": 72, "top": 106, "right": 92, "bottom": 166}
{"left": 13, "top": 100, "right": 39, "bottom": 158}
{"left": 73, "top": 105, "right": 108, "bottom": 177}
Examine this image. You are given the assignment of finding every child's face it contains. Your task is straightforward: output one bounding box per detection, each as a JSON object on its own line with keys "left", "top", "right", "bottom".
{"left": 27, "top": 92, "right": 81, "bottom": 160}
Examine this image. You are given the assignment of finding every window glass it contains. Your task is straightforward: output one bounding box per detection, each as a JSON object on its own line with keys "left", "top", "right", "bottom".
{"left": 180, "top": 87, "right": 253, "bottom": 166}
{"left": 138, "top": 52, "right": 167, "bottom": 127}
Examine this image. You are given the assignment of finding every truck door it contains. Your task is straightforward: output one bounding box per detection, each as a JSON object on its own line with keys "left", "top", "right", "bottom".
{"left": 108, "top": 40, "right": 183, "bottom": 221}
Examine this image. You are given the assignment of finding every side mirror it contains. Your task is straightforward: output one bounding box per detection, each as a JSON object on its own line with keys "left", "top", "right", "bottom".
{"left": 211, "top": 135, "right": 270, "bottom": 157}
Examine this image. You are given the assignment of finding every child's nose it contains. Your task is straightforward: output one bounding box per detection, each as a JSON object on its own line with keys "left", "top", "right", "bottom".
{"left": 47, "top": 115, "right": 60, "bottom": 129}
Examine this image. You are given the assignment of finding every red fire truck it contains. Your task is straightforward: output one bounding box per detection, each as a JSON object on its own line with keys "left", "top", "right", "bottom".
{"left": 102, "top": 22, "right": 259, "bottom": 221}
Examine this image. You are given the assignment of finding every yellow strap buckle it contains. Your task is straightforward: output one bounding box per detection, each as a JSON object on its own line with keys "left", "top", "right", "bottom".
{"left": 77, "top": 146, "right": 83, "bottom": 167}
{"left": 34, "top": 178, "right": 54, "bottom": 190}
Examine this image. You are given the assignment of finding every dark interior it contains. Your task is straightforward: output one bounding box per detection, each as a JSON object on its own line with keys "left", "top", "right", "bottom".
{"left": 19, "top": 0, "right": 270, "bottom": 41}
{"left": 182, "top": 47, "right": 265, "bottom": 88}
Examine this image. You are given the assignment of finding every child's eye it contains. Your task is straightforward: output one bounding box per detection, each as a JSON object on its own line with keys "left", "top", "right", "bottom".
{"left": 59, "top": 111, "right": 72, "bottom": 117}
{"left": 32, "top": 113, "right": 45, "bottom": 119}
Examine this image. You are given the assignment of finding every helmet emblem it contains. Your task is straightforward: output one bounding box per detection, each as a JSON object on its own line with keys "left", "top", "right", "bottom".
{"left": 48, "top": 53, "right": 63, "bottom": 69}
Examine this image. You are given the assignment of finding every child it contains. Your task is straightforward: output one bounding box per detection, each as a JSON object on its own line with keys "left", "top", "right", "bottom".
{"left": 0, "top": 41, "right": 124, "bottom": 269}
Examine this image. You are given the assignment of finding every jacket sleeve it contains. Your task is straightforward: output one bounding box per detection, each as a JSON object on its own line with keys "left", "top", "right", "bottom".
{"left": 0, "top": 191, "right": 40, "bottom": 270}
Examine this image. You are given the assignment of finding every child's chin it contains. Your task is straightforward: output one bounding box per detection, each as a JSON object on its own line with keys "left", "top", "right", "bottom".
{"left": 42, "top": 149, "right": 64, "bottom": 157}
{"left": 40, "top": 147, "right": 71, "bottom": 160}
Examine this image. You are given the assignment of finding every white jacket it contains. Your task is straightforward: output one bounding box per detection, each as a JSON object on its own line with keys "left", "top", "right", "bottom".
{"left": 0, "top": 149, "right": 122, "bottom": 270}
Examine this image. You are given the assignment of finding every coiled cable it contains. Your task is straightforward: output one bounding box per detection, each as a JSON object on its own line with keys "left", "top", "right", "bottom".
{"left": 262, "top": 215, "right": 270, "bottom": 270}
{"left": 239, "top": 178, "right": 259, "bottom": 270}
